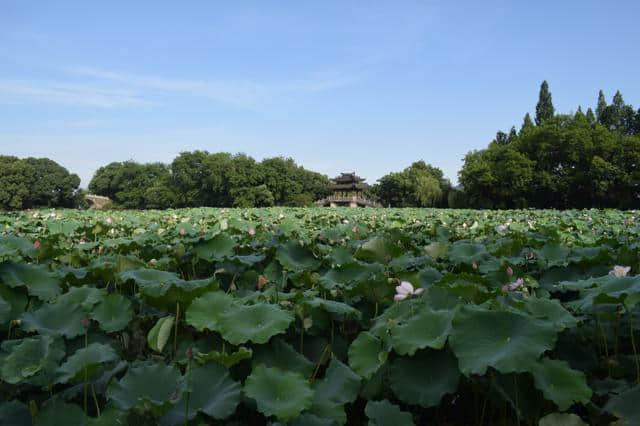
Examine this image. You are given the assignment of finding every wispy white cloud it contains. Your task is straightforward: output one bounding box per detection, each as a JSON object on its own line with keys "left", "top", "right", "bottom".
{"left": 69, "top": 66, "right": 358, "bottom": 108}
{"left": 0, "top": 80, "right": 150, "bottom": 108}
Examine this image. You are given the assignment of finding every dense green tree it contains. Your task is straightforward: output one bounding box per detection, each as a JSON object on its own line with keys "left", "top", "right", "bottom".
{"left": 535, "top": 80, "right": 555, "bottom": 125}
{"left": 521, "top": 113, "right": 534, "bottom": 134}
{"left": 0, "top": 156, "right": 80, "bottom": 210}
{"left": 586, "top": 107, "right": 596, "bottom": 125}
{"left": 375, "top": 161, "right": 449, "bottom": 207}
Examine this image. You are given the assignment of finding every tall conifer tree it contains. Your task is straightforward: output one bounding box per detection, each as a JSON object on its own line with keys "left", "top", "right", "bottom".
{"left": 521, "top": 113, "right": 534, "bottom": 133}
{"left": 535, "top": 81, "right": 555, "bottom": 125}
{"left": 586, "top": 107, "right": 596, "bottom": 125}
{"left": 596, "top": 90, "right": 607, "bottom": 123}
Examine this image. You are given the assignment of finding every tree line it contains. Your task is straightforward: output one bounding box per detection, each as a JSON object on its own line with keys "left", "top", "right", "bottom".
{"left": 2, "top": 81, "right": 639, "bottom": 210}
{"left": 458, "top": 82, "right": 640, "bottom": 209}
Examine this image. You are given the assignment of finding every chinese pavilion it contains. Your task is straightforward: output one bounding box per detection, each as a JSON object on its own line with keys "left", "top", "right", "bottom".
{"left": 316, "top": 172, "right": 381, "bottom": 207}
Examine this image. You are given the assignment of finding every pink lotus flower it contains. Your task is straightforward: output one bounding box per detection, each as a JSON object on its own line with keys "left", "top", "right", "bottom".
{"left": 394, "top": 281, "right": 424, "bottom": 301}
{"left": 502, "top": 278, "right": 524, "bottom": 292}
{"left": 610, "top": 265, "right": 630, "bottom": 277}
{"left": 33, "top": 240, "right": 41, "bottom": 250}
{"left": 506, "top": 266, "right": 513, "bottom": 277}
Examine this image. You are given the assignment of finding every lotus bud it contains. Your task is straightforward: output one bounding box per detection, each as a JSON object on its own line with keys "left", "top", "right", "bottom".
{"left": 33, "top": 240, "right": 41, "bottom": 250}
{"left": 506, "top": 266, "right": 513, "bottom": 277}
{"left": 257, "top": 275, "right": 268, "bottom": 290}
{"left": 472, "top": 261, "right": 478, "bottom": 270}
{"left": 105, "top": 216, "right": 112, "bottom": 225}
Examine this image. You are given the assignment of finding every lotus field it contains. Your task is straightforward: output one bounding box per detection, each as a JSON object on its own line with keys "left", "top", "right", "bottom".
{"left": 1, "top": 208, "right": 640, "bottom": 426}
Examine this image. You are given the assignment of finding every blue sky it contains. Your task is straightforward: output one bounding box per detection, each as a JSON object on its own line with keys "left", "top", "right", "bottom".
{"left": 1, "top": 1, "right": 639, "bottom": 187}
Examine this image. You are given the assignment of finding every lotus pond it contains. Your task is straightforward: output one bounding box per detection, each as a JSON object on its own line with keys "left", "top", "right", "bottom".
{"left": 0, "top": 208, "right": 639, "bottom": 425}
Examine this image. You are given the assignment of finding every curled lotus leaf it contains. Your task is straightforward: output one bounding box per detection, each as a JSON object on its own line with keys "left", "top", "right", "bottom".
{"left": 389, "top": 349, "right": 460, "bottom": 408}
{"left": 244, "top": 364, "right": 314, "bottom": 421}
{"left": 147, "top": 316, "right": 174, "bottom": 353}
{"left": 218, "top": 303, "right": 294, "bottom": 345}
{"left": 107, "top": 362, "right": 184, "bottom": 410}
{"left": 449, "top": 306, "right": 558, "bottom": 376}
{"left": 364, "top": 399, "right": 415, "bottom": 426}
{"left": 56, "top": 343, "right": 119, "bottom": 384}
{"left": 0, "top": 262, "right": 61, "bottom": 301}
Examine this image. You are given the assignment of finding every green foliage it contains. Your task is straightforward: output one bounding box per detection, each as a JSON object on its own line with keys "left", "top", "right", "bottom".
{"left": 374, "top": 161, "right": 449, "bottom": 207}
{"left": 1, "top": 207, "right": 639, "bottom": 424}
{"left": 536, "top": 80, "right": 555, "bottom": 125}
{"left": 0, "top": 156, "right": 80, "bottom": 210}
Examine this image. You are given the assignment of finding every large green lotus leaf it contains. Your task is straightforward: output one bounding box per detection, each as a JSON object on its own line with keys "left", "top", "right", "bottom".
{"left": 47, "top": 219, "right": 79, "bottom": 236}
{"left": 529, "top": 358, "right": 592, "bottom": 410}
{"left": 193, "top": 233, "right": 236, "bottom": 261}
{"left": 91, "top": 293, "right": 133, "bottom": 333}
{"left": 348, "top": 332, "right": 387, "bottom": 380}
{"left": 0, "top": 285, "right": 27, "bottom": 328}
{"left": 57, "top": 286, "right": 106, "bottom": 311}
{"left": 160, "top": 362, "right": 242, "bottom": 424}
{"left": 424, "top": 241, "right": 449, "bottom": 259}
{"left": 215, "top": 303, "right": 292, "bottom": 345}
{"left": 20, "top": 297, "right": 86, "bottom": 338}
{"left": 449, "top": 306, "right": 558, "bottom": 376}
{"left": 448, "top": 241, "right": 488, "bottom": 265}
{"left": 538, "top": 413, "right": 588, "bottom": 426}
{"left": 304, "top": 297, "right": 362, "bottom": 320}
{"left": 253, "top": 338, "right": 314, "bottom": 377}
{"left": 535, "top": 243, "right": 570, "bottom": 267}
{"left": 574, "top": 275, "right": 640, "bottom": 310}
{"left": 244, "top": 364, "right": 314, "bottom": 421}
{"left": 364, "top": 400, "right": 415, "bottom": 426}
{"left": 490, "top": 371, "right": 544, "bottom": 420}
{"left": 35, "top": 400, "right": 88, "bottom": 426}
{"left": 320, "top": 262, "right": 383, "bottom": 290}
{"left": 1, "top": 335, "right": 65, "bottom": 386}
{"left": 605, "top": 385, "right": 640, "bottom": 425}
{"left": 87, "top": 409, "right": 128, "bottom": 426}
{"left": 0, "top": 235, "right": 37, "bottom": 259}
{"left": 107, "top": 362, "right": 184, "bottom": 410}
{"left": 356, "top": 236, "right": 402, "bottom": 263}
{"left": 0, "top": 400, "right": 31, "bottom": 426}
{"left": 185, "top": 291, "right": 235, "bottom": 332}
{"left": 389, "top": 349, "right": 460, "bottom": 408}
{"left": 519, "top": 297, "right": 578, "bottom": 332}
{"left": 56, "top": 343, "right": 119, "bottom": 384}
{"left": 0, "top": 262, "right": 61, "bottom": 301}
{"left": 195, "top": 346, "right": 252, "bottom": 368}
{"left": 147, "top": 315, "right": 174, "bottom": 353}
{"left": 276, "top": 241, "right": 320, "bottom": 272}
{"left": 309, "top": 358, "right": 361, "bottom": 424}
{"left": 390, "top": 307, "right": 455, "bottom": 355}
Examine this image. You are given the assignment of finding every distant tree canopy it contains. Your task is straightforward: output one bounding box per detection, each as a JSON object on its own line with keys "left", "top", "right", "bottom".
{"left": 372, "top": 161, "right": 451, "bottom": 207}
{"left": 459, "top": 82, "right": 640, "bottom": 209}
{"left": 89, "top": 152, "right": 332, "bottom": 209}
{"left": 0, "top": 156, "right": 80, "bottom": 210}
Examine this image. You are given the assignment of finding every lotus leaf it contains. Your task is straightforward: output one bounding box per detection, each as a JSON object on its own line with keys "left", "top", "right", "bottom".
{"left": 91, "top": 293, "right": 133, "bottom": 332}
{"left": 185, "top": 290, "right": 235, "bottom": 332}
{"left": 107, "top": 362, "right": 184, "bottom": 410}
{"left": 56, "top": 342, "right": 119, "bottom": 384}
{"left": 449, "top": 306, "right": 558, "bottom": 375}
{"left": 364, "top": 399, "right": 415, "bottom": 426}
{"left": 195, "top": 346, "right": 252, "bottom": 368}
{"left": 218, "top": 303, "right": 293, "bottom": 345}
{"left": 0, "top": 400, "right": 31, "bottom": 426}
{"left": 604, "top": 385, "right": 640, "bottom": 426}
{"left": 1, "top": 335, "right": 65, "bottom": 385}
{"left": 309, "top": 358, "right": 361, "bottom": 424}
{"left": 538, "top": 412, "right": 588, "bottom": 426}
{"left": 252, "top": 338, "right": 314, "bottom": 376}
{"left": 194, "top": 233, "right": 236, "bottom": 261}
{"left": 35, "top": 400, "right": 88, "bottom": 426}
{"left": 0, "top": 262, "right": 61, "bottom": 300}
{"left": 389, "top": 349, "right": 460, "bottom": 408}
{"left": 20, "top": 298, "right": 86, "bottom": 338}
{"left": 276, "top": 241, "right": 320, "bottom": 272}
{"left": 244, "top": 364, "right": 314, "bottom": 421}
{"left": 348, "top": 332, "right": 387, "bottom": 380}
{"left": 448, "top": 241, "right": 488, "bottom": 265}
{"left": 390, "top": 306, "right": 455, "bottom": 355}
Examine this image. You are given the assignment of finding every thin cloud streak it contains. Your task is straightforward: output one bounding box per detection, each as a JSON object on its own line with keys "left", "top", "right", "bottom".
{"left": 70, "top": 66, "right": 359, "bottom": 108}
{"left": 0, "top": 80, "right": 150, "bottom": 108}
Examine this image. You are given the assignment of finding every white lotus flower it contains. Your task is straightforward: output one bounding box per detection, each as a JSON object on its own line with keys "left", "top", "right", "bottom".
{"left": 502, "top": 278, "right": 524, "bottom": 292}
{"left": 394, "top": 281, "right": 424, "bottom": 302}
{"left": 105, "top": 216, "right": 112, "bottom": 225}
{"left": 610, "top": 265, "right": 631, "bottom": 277}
